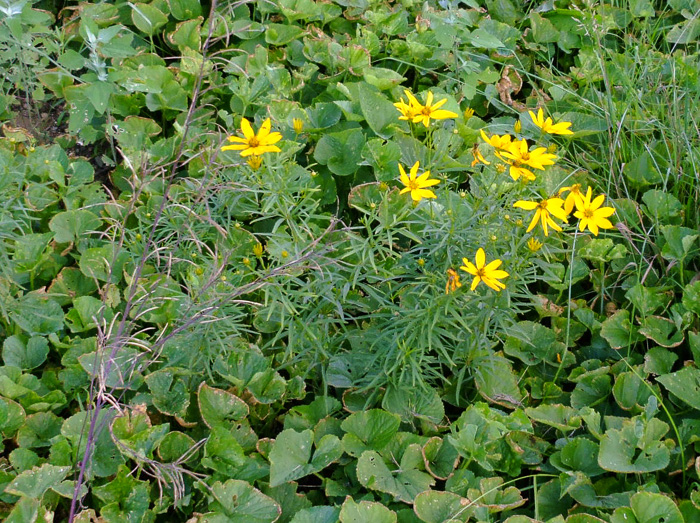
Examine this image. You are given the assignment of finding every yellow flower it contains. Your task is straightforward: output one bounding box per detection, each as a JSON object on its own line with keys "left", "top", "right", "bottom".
{"left": 471, "top": 145, "right": 490, "bottom": 167}
{"left": 394, "top": 90, "right": 422, "bottom": 121}
{"left": 513, "top": 197, "right": 568, "bottom": 236}
{"left": 412, "top": 91, "right": 459, "bottom": 127}
{"left": 514, "top": 120, "right": 522, "bottom": 133}
{"left": 398, "top": 161, "right": 440, "bottom": 202}
{"left": 445, "top": 268, "right": 462, "bottom": 294}
{"left": 573, "top": 187, "right": 615, "bottom": 236}
{"left": 527, "top": 237, "right": 543, "bottom": 252}
{"left": 247, "top": 156, "right": 263, "bottom": 170}
{"left": 460, "top": 248, "right": 509, "bottom": 291}
{"left": 480, "top": 130, "right": 512, "bottom": 150}
{"left": 499, "top": 139, "right": 557, "bottom": 182}
{"left": 501, "top": 139, "right": 557, "bottom": 170}
{"left": 464, "top": 108, "right": 475, "bottom": 120}
{"left": 529, "top": 108, "right": 574, "bottom": 135}
{"left": 293, "top": 118, "right": 304, "bottom": 134}
{"left": 559, "top": 183, "right": 585, "bottom": 214}
{"left": 222, "top": 118, "right": 282, "bottom": 157}
{"left": 253, "top": 243, "right": 264, "bottom": 257}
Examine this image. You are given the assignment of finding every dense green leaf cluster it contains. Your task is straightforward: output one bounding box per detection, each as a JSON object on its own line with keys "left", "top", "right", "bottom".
{"left": 0, "top": 0, "right": 699, "bottom": 521}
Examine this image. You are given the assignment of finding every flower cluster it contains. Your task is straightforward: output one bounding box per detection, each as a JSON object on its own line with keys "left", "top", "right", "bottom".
{"left": 514, "top": 185, "right": 615, "bottom": 237}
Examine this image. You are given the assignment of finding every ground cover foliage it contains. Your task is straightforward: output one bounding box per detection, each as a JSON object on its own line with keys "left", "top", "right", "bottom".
{"left": 1, "top": 0, "right": 700, "bottom": 520}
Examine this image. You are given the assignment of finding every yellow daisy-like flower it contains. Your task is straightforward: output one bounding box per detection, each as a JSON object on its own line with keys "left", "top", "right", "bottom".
{"left": 412, "top": 91, "right": 459, "bottom": 127}
{"left": 559, "top": 183, "right": 585, "bottom": 214}
{"left": 573, "top": 187, "right": 615, "bottom": 236}
{"left": 394, "top": 90, "right": 422, "bottom": 121}
{"left": 529, "top": 108, "right": 574, "bottom": 135}
{"left": 399, "top": 161, "right": 440, "bottom": 202}
{"left": 480, "top": 130, "right": 513, "bottom": 150}
{"left": 513, "top": 197, "right": 568, "bottom": 237}
{"left": 498, "top": 139, "right": 557, "bottom": 182}
{"left": 445, "top": 268, "right": 462, "bottom": 294}
{"left": 460, "top": 248, "right": 509, "bottom": 291}
{"left": 222, "top": 118, "right": 282, "bottom": 157}
{"left": 501, "top": 139, "right": 557, "bottom": 170}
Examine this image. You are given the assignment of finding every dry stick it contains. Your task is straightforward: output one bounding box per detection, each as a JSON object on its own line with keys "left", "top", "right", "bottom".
{"left": 67, "top": 2, "right": 223, "bottom": 520}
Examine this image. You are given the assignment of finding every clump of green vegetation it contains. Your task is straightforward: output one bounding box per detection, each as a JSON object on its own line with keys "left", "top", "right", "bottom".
{"left": 0, "top": 0, "right": 699, "bottom": 521}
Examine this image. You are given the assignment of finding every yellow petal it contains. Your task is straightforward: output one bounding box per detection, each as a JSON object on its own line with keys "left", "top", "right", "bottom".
{"left": 484, "top": 259, "right": 502, "bottom": 271}
{"left": 470, "top": 276, "right": 481, "bottom": 291}
{"left": 513, "top": 200, "right": 539, "bottom": 210}
{"left": 595, "top": 207, "right": 615, "bottom": 218}
{"left": 258, "top": 118, "right": 272, "bottom": 139}
{"left": 475, "top": 248, "right": 485, "bottom": 268}
{"left": 525, "top": 211, "right": 540, "bottom": 233}
{"left": 430, "top": 97, "right": 447, "bottom": 110}
{"left": 429, "top": 109, "right": 459, "bottom": 120}
{"left": 414, "top": 188, "right": 437, "bottom": 200}
{"left": 461, "top": 260, "right": 477, "bottom": 275}
{"left": 240, "top": 118, "right": 254, "bottom": 140}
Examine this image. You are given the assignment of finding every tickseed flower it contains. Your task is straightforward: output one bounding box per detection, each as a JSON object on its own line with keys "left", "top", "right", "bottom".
{"left": 394, "top": 90, "right": 422, "bottom": 121}
{"left": 464, "top": 107, "right": 475, "bottom": 120}
{"left": 460, "top": 248, "right": 509, "bottom": 291}
{"left": 253, "top": 243, "right": 264, "bottom": 257}
{"left": 293, "top": 118, "right": 304, "bottom": 134}
{"left": 480, "top": 130, "right": 512, "bottom": 150}
{"left": 499, "top": 139, "right": 557, "bottom": 182}
{"left": 398, "top": 161, "right": 440, "bottom": 202}
{"left": 412, "top": 91, "right": 459, "bottom": 127}
{"left": 445, "top": 268, "right": 462, "bottom": 294}
{"left": 514, "top": 120, "right": 522, "bottom": 133}
{"left": 247, "top": 156, "right": 263, "bottom": 170}
{"left": 513, "top": 197, "right": 568, "bottom": 236}
{"left": 559, "top": 183, "right": 585, "bottom": 214}
{"left": 573, "top": 187, "right": 615, "bottom": 236}
{"left": 527, "top": 237, "right": 543, "bottom": 252}
{"left": 529, "top": 108, "right": 574, "bottom": 135}
{"left": 221, "top": 118, "right": 282, "bottom": 157}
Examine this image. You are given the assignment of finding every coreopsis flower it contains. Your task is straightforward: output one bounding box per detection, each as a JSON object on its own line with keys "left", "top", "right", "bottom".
{"left": 513, "top": 197, "right": 568, "bottom": 236}
{"left": 573, "top": 187, "right": 615, "bottom": 236}
{"left": 529, "top": 108, "right": 574, "bottom": 135}
{"left": 460, "top": 248, "right": 509, "bottom": 291}
{"left": 480, "top": 130, "right": 512, "bottom": 150}
{"left": 394, "top": 90, "right": 422, "bottom": 121}
{"left": 247, "top": 156, "right": 263, "bottom": 170}
{"left": 499, "top": 139, "right": 557, "bottom": 182}
{"left": 253, "top": 243, "right": 264, "bottom": 257}
{"left": 514, "top": 120, "right": 522, "bottom": 133}
{"left": 399, "top": 161, "right": 440, "bottom": 202}
{"left": 222, "top": 118, "right": 282, "bottom": 157}
{"left": 292, "top": 118, "right": 304, "bottom": 134}
{"left": 412, "top": 91, "right": 459, "bottom": 127}
{"left": 464, "top": 108, "right": 475, "bottom": 120}
{"left": 445, "top": 268, "right": 462, "bottom": 294}
{"left": 527, "top": 237, "right": 543, "bottom": 252}
{"left": 559, "top": 183, "right": 585, "bottom": 214}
